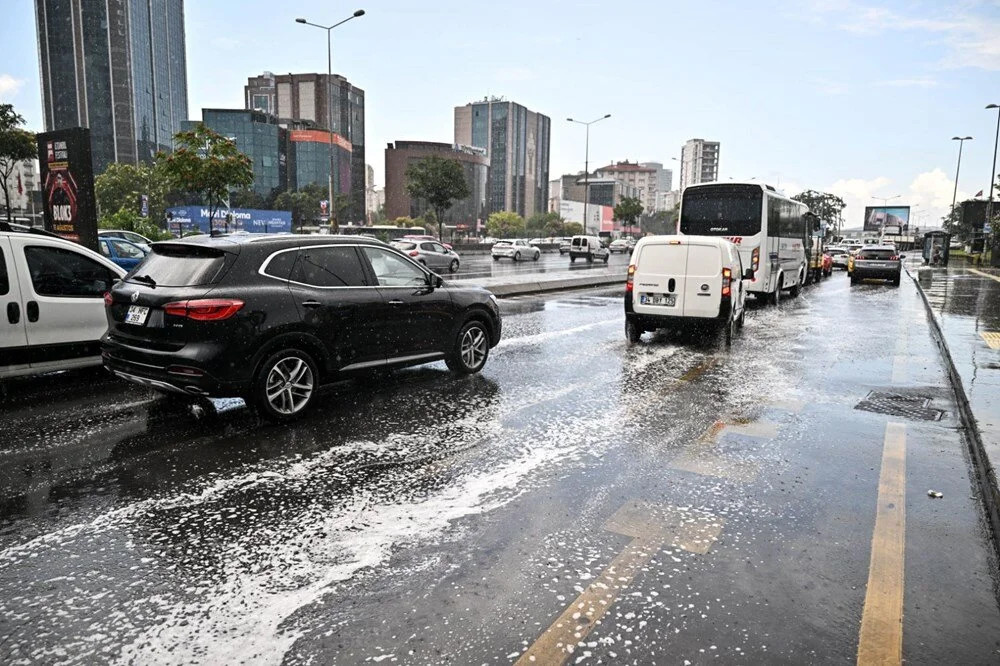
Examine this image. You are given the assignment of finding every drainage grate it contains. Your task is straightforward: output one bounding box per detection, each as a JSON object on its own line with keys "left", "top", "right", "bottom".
{"left": 854, "top": 391, "right": 944, "bottom": 421}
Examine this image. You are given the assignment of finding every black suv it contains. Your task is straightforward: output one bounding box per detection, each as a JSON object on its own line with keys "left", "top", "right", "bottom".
{"left": 101, "top": 235, "right": 501, "bottom": 420}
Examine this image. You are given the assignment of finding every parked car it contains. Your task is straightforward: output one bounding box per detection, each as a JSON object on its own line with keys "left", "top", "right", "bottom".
{"left": 625, "top": 235, "right": 749, "bottom": 346}
{"left": 851, "top": 245, "right": 904, "bottom": 286}
{"left": 558, "top": 238, "right": 572, "bottom": 255}
{"left": 1, "top": 224, "right": 126, "bottom": 380}
{"left": 491, "top": 239, "right": 540, "bottom": 262}
{"left": 401, "top": 234, "right": 452, "bottom": 250}
{"left": 609, "top": 238, "right": 632, "bottom": 254}
{"left": 569, "top": 235, "right": 610, "bottom": 263}
{"left": 98, "top": 229, "right": 153, "bottom": 252}
{"left": 99, "top": 237, "right": 148, "bottom": 271}
{"left": 101, "top": 235, "right": 502, "bottom": 420}
{"left": 391, "top": 240, "right": 461, "bottom": 273}
{"left": 529, "top": 238, "right": 545, "bottom": 247}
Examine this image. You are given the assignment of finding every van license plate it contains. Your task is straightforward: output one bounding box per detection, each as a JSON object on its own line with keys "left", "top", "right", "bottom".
{"left": 641, "top": 293, "right": 676, "bottom": 307}
{"left": 125, "top": 305, "right": 149, "bottom": 325}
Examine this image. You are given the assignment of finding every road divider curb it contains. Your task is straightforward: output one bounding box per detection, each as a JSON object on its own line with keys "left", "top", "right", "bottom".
{"left": 904, "top": 264, "right": 1000, "bottom": 554}
{"left": 478, "top": 273, "right": 626, "bottom": 298}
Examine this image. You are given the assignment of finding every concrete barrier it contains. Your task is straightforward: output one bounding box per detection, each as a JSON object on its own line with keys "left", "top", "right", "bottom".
{"left": 476, "top": 272, "right": 625, "bottom": 298}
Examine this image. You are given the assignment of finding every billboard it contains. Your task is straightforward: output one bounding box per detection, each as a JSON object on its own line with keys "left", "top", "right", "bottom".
{"left": 165, "top": 207, "right": 292, "bottom": 234}
{"left": 37, "top": 127, "right": 98, "bottom": 251}
{"left": 864, "top": 206, "right": 910, "bottom": 232}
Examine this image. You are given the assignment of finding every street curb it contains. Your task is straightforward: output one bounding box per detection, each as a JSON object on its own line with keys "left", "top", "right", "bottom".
{"left": 484, "top": 273, "right": 626, "bottom": 298}
{"left": 904, "top": 264, "right": 1000, "bottom": 552}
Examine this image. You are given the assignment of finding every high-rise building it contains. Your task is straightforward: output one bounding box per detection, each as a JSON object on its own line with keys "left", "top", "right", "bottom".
{"left": 594, "top": 161, "right": 677, "bottom": 212}
{"left": 384, "top": 141, "right": 489, "bottom": 228}
{"left": 679, "top": 139, "right": 720, "bottom": 191}
{"left": 245, "top": 72, "right": 365, "bottom": 223}
{"left": 34, "top": 0, "right": 189, "bottom": 174}
{"left": 454, "top": 98, "right": 550, "bottom": 217}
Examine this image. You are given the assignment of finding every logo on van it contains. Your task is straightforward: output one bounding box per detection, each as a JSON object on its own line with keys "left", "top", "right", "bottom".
{"left": 700, "top": 284, "right": 710, "bottom": 291}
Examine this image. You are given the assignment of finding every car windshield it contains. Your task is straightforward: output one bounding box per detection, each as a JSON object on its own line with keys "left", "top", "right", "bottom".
{"left": 680, "top": 184, "right": 763, "bottom": 236}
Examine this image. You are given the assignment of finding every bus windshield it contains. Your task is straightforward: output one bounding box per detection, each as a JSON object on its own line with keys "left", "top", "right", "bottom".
{"left": 680, "top": 186, "right": 763, "bottom": 236}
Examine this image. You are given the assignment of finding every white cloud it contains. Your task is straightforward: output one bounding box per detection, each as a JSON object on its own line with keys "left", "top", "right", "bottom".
{"left": 0, "top": 74, "right": 24, "bottom": 99}
{"left": 907, "top": 168, "right": 968, "bottom": 227}
{"left": 824, "top": 170, "right": 967, "bottom": 230}
{"left": 826, "top": 176, "right": 892, "bottom": 228}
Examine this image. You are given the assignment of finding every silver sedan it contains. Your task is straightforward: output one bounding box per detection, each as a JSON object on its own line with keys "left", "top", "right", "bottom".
{"left": 392, "top": 240, "right": 461, "bottom": 273}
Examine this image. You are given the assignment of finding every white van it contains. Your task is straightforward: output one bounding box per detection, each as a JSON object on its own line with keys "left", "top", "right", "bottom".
{"left": 624, "top": 235, "right": 750, "bottom": 345}
{"left": 569, "top": 235, "right": 610, "bottom": 263}
{"left": 1, "top": 225, "right": 126, "bottom": 379}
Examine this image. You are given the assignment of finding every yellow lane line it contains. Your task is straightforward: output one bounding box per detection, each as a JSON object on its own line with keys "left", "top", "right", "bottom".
{"left": 857, "top": 422, "right": 906, "bottom": 666}
{"left": 670, "top": 419, "right": 775, "bottom": 482}
{"left": 980, "top": 332, "right": 1000, "bottom": 350}
{"left": 969, "top": 268, "right": 1000, "bottom": 283}
{"left": 516, "top": 502, "right": 723, "bottom": 665}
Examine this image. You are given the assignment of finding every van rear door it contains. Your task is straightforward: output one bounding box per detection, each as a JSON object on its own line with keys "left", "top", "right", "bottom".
{"left": 683, "top": 242, "right": 722, "bottom": 318}
{"left": 632, "top": 242, "right": 687, "bottom": 315}
{"left": 0, "top": 237, "right": 29, "bottom": 375}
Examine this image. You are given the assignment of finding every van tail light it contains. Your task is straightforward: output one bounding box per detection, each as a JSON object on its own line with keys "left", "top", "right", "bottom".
{"left": 722, "top": 267, "right": 732, "bottom": 297}
{"left": 751, "top": 247, "right": 760, "bottom": 281}
{"left": 163, "top": 299, "right": 244, "bottom": 321}
{"left": 408, "top": 250, "right": 420, "bottom": 257}
{"left": 103, "top": 292, "right": 113, "bottom": 307}
{"left": 626, "top": 263, "right": 636, "bottom": 292}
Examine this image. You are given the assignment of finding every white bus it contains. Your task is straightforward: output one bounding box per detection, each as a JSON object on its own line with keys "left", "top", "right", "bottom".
{"left": 678, "top": 182, "right": 812, "bottom": 304}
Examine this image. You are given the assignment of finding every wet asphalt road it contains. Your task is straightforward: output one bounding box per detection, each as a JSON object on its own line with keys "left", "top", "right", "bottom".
{"left": 2, "top": 272, "right": 1000, "bottom": 664}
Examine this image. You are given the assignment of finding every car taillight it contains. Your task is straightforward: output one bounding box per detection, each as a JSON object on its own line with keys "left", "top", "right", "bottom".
{"left": 103, "top": 292, "right": 113, "bottom": 307}
{"left": 626, "top": 264, "right": 636, "bottom": 292}
{"left": 890, "top": 255, "right": 899, "bottom": 261}
{"left": 163, "top": 299, "right": 244, "bottom": 321}
{"left": 722, "top": 267, "right": 732, "bottom": 297}
{"left": 408, "top": 250, "right": 420, "bottom": 257}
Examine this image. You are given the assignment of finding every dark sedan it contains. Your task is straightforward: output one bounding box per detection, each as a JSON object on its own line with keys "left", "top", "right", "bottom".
{"left": 101, "top": 235, "right": 501, "bottom": 420}
{"left": 850, "top": 246, "right": 904, "bottom": 286}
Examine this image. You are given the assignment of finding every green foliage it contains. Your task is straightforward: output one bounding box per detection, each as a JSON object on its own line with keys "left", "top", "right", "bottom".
{"left": 563, "top": 221, "right": 583, "bottom": 236}
{"left": 98, "top": 207, "right": 173, "bottom": 240}
{"left": 639, "top": 209, "right": 677, "bottom": 236}
{"left": 485, "top": 211, "right": 525, "bottom": 238}
{"left": 0, "top": 103, "right": 37, "bottom": 224}
{"left": 526, "top": 211, "right": 566, "bottom": 237}
{"left": 421, "top": 209, "right": 437, "bottom": 231}
{"left": 792, "top": 190, "right": 846, "bottom": 232}
{"left": 405, "top": 156, "right": 471, "bottom": 239}
{"left": 274, "top": 182, "right": 327, "bottom": 231}
{"left": 370, "top": 205, "right": 387, "bottom": 225}
{"left": 229, "top": 188, "right": 266, "bottom": 210}
{"left": 613, "top": 197, "right": 645, "bottom": 230}
{"left": 94, "top": 161, "right": 175, "bottom": 225}
{"left": 157, "top": 123, "right": 253, "bottom": 231}
{"left": 392, "top": 216, "right": 419, "bottom": 228}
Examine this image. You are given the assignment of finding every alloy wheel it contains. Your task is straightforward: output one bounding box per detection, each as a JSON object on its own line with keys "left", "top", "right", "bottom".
{"left": 461, "top": 326, "right": 488, "bottom": 369}
{"left": 265, "top": 357, "right": 314, "bottom": 415}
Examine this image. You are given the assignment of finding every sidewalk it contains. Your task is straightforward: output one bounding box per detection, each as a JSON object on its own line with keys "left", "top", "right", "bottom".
{"left": 907, "top": 261, "right": 1000, "bottom": 541}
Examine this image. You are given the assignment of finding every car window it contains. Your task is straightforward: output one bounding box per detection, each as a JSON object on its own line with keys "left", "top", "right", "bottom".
{"left": 420, "top": 242, "right": 436, "bottom": 252}
{"left": 262, "top": 249, "right": 298, "bottom": 280}
{"left": 395, "top": 242, "right": 417, "bottom": 251}
{"left": 24, "top": 245, "right": 116, "bottom": 298}
{"left": 292, "top": 246, "right": 368, "bottom": 287}
{"left": 431, "top": 243, "right": 446, "bottom": 253}
{"left": 111, "top": 240, "right": 145, "bottom": 259}
{"left": 860, "top": 249, "right": 896, "bottom": 260}
{"left": 99, "top": 240, "right": 112, "bottom": 256}
{"left": 363, "top": 247, "right": 427, "bottom": 287}
{"left": 0, "top": 245, "right": 8, "bottom": 296}
{"left": 123, "top": 232, "right": 146, "bottom": 244}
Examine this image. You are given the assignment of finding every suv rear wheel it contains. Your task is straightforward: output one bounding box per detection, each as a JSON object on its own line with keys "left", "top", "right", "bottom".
{"left": 446, "top": 320, "right": 490, "bottom": 374}
{"left": 251, "top": 348, "right": 318, "bottom": 421}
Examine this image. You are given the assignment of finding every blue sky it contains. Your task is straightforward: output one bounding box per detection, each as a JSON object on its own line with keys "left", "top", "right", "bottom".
{"left": 3, "top": 0, "right": 999, "bottom": 227}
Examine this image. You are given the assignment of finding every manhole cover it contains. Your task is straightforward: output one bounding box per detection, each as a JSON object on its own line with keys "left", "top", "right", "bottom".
{"left": 854, "top": 391, "right": 944, "bottom": 421}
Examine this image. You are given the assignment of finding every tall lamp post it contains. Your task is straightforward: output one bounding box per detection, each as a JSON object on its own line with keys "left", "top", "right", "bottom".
{"left": 950, "top": 136, "right": 972, "bottom": 232}
{"left": 296, "top": 9, "right": 365, "bottom": 231}
{"left": 567, "top": 114, "right": 611, "bottom": 235}
{"left": 986, "top": 104, "right": 1000, "bottom": 263}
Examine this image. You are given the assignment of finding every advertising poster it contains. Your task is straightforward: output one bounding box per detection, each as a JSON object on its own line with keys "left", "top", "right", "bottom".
{"left": 863, "top": 206, "right": 910, "bottom": 232}
{"left": 37, "top": 128, "right": 98, "bottom": 251}
{"left": 165, "top": 207, "right": 292, "bottom": 234}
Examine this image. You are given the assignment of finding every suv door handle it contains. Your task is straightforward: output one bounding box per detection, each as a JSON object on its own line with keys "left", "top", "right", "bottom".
{"left": 301, "top": 300, "right": 322, "bottom": 309}
{"left": 6, "top": 302, "right": 19, "bottom": 324}
{"left": 387, "top": 300, "right": 404, "bottom": 305}
{"left": 26, "top": 301, "right": 38, "bottom": 322}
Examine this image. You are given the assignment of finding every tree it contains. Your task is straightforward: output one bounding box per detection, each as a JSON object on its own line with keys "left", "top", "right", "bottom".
{"left": 613, "top": 196, "right": 644, "bottom": 236}
{"left": 0, "top": 104, "right": 37, "bottom": 225}
{"left": 526, "top": 211, "right": 564, "bottom": 237}
{"left": 274, "top": 183, "right": 327, "bottom": 232}
{"left": 639, "top": 209, "right": 677, "bottom": 236}
{"left": 94, "top": 162, "right": 175, "bottom": 227}
{"left": 98, "top": 206, "right": 173, "bottom": 241}
{"left": 485, "top": 211, "right": 525, "bottom": 238}
{"left": 792, "top": 190, "right": 846, "bottom": 235}
{"left": 563, "top": 221, "right": 583, "bottom": 236}
{"left": 405, "top": 155, "right": 471, "bottom": 240}
{"left": 157, "top": 123, "right": 253, "bottom": 232}
{"left": 229, "top": 188, "right": 266, "bottom": 210}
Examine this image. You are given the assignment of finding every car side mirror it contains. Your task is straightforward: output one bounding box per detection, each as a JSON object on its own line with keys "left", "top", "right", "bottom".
{"left": 899, "top": 254, "right": 906, "bottom": 259}
{"left": 743, "top": 269, "right": 754, "bottom": 280}
{"left": 428, "top": 273, "right": 443, "bottom": 289}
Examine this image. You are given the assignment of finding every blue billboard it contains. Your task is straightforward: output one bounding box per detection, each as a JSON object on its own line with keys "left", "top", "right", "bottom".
{"left": 166, "top": 207, "right": 292, "bottom": 234}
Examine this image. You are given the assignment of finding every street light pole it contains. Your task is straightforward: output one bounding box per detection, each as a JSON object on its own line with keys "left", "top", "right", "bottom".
{"left": 568, "top": 114, "right": 611, "bottom": 235}
{"left": 296, "top": 10, "right": 365, "bottom": 232}
{"left": 986, "top": 104, "right": 1000, "bottom": 263}
{"left": 950, "top": 137, "right": 972, "bottom": 229}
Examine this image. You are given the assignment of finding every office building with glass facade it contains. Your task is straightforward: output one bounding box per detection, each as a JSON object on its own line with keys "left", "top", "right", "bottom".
{"left": 185, "top": 110, "right": 288, "bottom": 199}
{"left": 384, "top": 141, "right": 488, "bottom": 227}
{"left": 245, "top": 72, "right": 365, "bottom": 223}
{"left": 288, "top": 130, "right": 352, "bottom": 196}
{"left": 454, "top": 98, "right": 550, "bottom": 218}
{"left": 35, "top": 0, "right": 188, "bottom": 174}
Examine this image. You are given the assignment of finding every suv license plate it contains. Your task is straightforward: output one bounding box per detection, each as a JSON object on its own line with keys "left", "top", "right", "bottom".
{"left": 641, "top": 293, "right": 676, "bottom": 306}
{"left": 125, "top": 305, "right": 149, "bottom": 325}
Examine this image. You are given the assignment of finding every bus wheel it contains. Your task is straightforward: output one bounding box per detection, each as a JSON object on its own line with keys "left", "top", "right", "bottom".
{"left": 770, "top": 279, "right": 782, "bottom": 305}
{"left": 790, "top": 272, "right": 802, "bottom": 298}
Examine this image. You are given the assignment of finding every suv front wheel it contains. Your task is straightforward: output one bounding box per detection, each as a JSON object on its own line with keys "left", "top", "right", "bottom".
{"left": 251, "top": 348, "right": 319, "bottom": 421}
{"left": 446, "top": 320, "right": 490, "bottom": 374}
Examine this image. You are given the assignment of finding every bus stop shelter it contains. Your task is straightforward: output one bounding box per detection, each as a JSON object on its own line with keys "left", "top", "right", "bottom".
{"left": 922, "top": 230, "right": 950, "bottom": 267}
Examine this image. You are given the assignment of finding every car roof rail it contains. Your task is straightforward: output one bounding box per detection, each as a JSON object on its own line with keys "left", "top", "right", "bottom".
{"left": 0, "top": 221, "right": 63, "bottom": 239}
